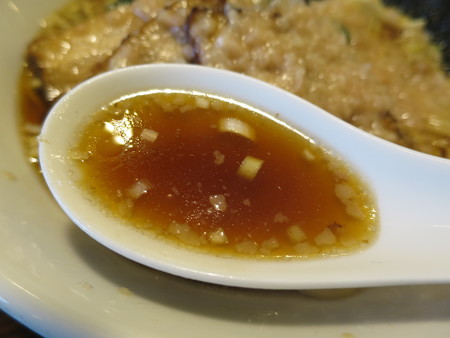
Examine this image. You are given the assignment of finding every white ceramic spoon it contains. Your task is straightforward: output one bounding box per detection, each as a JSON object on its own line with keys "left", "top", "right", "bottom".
{"left": 39, "top": 64, "right": 450, "bottom": 290}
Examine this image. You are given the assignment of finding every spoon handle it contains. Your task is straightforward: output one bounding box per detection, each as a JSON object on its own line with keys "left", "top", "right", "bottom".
{"left": 355, "top": 135, "right": 450, "bottom": 260}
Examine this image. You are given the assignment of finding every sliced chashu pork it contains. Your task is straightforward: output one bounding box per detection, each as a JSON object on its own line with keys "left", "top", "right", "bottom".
{"left": 27, "top": 5, "right": 146, "bottom": 103}
{"left": 106, "top": 15, "right": 188, "bottom": 69}
{"left": 27, "top": 0, "right": 224, "bottom": 104}
{"left": 107, "top": 0, "right": 225, "bottom": 69}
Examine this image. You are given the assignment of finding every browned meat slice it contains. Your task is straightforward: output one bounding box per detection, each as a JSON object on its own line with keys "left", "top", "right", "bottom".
{"left": 27, "top": 0, "right": 224, "bottom": 103}
{"left": 107, "top": 0, "right": 225, "bottom": 69}
{"left": 27, "top": 5, "right": 144, "bottom": 103}
{"left": 106, "top": 18, "right": 188, "bottom": 69}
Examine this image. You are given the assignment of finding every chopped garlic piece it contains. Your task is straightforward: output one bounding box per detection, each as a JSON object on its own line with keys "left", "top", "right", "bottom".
{"left": 168, "top": 221, "right": 191, "bottom": 236}
{"left": 339, "top": 236, "right": 359, "bottom": 248}
{"left": 140, "top": 128, "right": 159, "bottom": 143}
{"left": 127, "top": 179, "right": 152, "bottom": 199}
{"left": 235, "top": 240, "right": 258, "bottom": 254}
{"left": 219, "top": 117, "right": 255, "bottom": 140}
{"left": 335, "top": 183, "right": 356, "bottom": 201}
{"left": 213, "top": 150, "right": 225, "bottom": 165}
{"left": 117, "top": 198, "right": 134, "bottom": 217}
{"left": 168, "top": 221, "right": 203, "bottom": 246}
{"left": 195, "top": 96, "right": 210, "bottom": 109}
{"left": 314, "top": 228, "right": 336, "bottom": 246}
{"left": 237, "top": 156, "right": 264, "bottom": 180}
{"left": 287, "top": 224, "right": 307, "bottom": 243}
{"left": 274, "top": 212, "right": 289, "bottom": 223}
{"left": 334, "top": 183, "right": 365, "bottom": 220}
{"left": 260, "top": 237, "right": 280, "bottom": 254}
{"left": 209, "top": 194, "right": 227, "bottom": 212}
{"left": 294, "top": 242, "right": 319, "bottom": 255}
{"left": 209, "top": 227, "right": 228, "bottom": 245}
{"left": 345, "top": 202, "right": 365, "bottom": 220}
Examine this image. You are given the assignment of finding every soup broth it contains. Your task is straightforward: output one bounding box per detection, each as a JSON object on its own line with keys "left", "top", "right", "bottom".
{"left": 72, "top": 90, "right": 377, "bottom": 258}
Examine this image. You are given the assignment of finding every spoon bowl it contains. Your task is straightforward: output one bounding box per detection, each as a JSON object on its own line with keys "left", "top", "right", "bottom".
{"left": 39, "top": 64, "right": 450, "bottom": 290}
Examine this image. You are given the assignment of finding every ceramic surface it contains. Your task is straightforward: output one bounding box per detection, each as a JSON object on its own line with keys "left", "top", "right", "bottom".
{"left": 39, "top": 64, "right": 450, "bottom": 290}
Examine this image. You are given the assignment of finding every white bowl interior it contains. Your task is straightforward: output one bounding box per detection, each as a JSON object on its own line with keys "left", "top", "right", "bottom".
{"left": 3, "top": 1, "right": 450, "bottom": 337}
